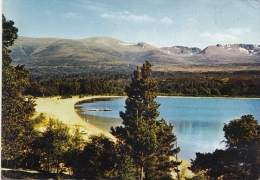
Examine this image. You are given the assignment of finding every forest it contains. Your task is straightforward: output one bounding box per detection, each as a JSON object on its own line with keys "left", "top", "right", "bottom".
{"left": 26, "top": 70, "right": 260, "bottom": 98}
{"left": 2, "top": 15, "right": 260, "bottom": 179}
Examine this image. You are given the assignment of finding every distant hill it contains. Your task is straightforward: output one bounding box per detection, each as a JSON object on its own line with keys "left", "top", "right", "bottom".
{"left": 9, "top": 36, "right": 260, "bottom": 75}
{"left": 200, "top": 44, "right": 260, "bottom": 55}
{"left": 160, "top": 46, "right": 201, "bottom": 55}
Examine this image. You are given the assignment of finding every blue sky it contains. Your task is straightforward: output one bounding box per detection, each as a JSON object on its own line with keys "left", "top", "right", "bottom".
{"left": 3, "top": 0, "right": 260, "bottom": 49}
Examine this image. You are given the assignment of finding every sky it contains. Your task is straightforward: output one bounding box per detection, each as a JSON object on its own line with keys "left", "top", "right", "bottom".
{"left": 2, "top": 0, "right": 260, "bottom": 49}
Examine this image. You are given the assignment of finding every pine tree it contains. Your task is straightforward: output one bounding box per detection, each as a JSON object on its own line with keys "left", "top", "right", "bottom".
{"left": 2, "top": 14, "right": 35, "bottom": 167}
{"left": 111, "top": 60, "right": 180, "bottom": 180}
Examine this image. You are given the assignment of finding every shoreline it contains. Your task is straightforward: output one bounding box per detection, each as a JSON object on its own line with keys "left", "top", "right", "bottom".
{"left": 34, "top": 96, "right": 121, "bottom": 140}
{"left": 34, "top": 95, "right": 259, "bottom": 135}
{"left": 31, "top": 95, "right": 231, "bottom": 178}
{"left": 157, "top": 95, "right": 260, "bottom": 100}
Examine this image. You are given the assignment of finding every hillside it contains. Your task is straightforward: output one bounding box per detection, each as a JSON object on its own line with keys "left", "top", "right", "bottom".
{"left": 10, "top": 37, "right": 260, "bottom": 75}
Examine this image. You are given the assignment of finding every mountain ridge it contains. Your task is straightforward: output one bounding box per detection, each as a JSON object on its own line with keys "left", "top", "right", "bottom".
{"left": 9, "top": 36, "right": 260, "bottom": 75}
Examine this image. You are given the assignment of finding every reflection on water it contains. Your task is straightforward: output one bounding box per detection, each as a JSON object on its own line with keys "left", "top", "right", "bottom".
{"left": 77, "top": 112, "right": 122, "bottom": 132}
{"left": 75, "top": 98, "right": 124, "bottom": 132}
{"left": 75, "top": 97, "right": 260, "bottom": 161}
{"left": 173, "top": 120, "right": 225, "bottom": 161}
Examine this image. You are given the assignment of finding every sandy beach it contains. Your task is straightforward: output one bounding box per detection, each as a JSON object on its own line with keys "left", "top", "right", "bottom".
{"left": 34, "top": 96, "right": 119, "bottom": 140}
{"left": 32, "top": 95, "right": 193, "bottom": 178}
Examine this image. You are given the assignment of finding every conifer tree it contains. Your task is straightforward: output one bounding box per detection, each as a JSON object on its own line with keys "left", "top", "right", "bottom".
{"left": 2, "top": 14, "right": 35, "bottom": 167}
{"left": 111, "top": 60, "right": 180, "bottom": 180}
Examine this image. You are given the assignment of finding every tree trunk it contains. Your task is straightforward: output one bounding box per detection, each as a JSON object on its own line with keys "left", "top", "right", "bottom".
{"left": 56, "top": 159, "right": 60, "bottom": 174}
{"left": 139, "top": 166, "right": 144, "bottom": 180}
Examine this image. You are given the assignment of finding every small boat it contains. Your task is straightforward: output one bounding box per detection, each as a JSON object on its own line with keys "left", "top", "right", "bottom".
{"left": 88, "top": 109, "right": 99, "bottom": 111}
{"left": 88, "top": 101, "right": 112, "bottom": 111}
{"left": 75, "top": 109, "right": 86, "bottom": 112}
{"left": 88, "top": 98, "right": 99, "bottom": 111}
{"left": 103, "top": 102, "right": 112, "bottom": 111}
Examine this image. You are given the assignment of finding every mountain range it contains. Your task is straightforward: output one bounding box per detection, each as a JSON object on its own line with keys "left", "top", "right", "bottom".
{"left": 10, "top": 36, "right": 260, "bottom": 75}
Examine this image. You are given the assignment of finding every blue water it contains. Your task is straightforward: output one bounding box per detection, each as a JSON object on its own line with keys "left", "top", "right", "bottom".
{"left": 76, "top": 97, "right": 260, "bottom": 161}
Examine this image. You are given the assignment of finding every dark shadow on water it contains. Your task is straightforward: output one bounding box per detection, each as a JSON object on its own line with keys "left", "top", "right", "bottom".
{"left": 76, "top": 110, "right": 122, "bottom": 132}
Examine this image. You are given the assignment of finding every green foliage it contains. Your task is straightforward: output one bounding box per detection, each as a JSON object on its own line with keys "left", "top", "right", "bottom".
{"left": 198, "top": 87, "right": 211, "bottom": 96}
{"left": 114, "top": 150, "right": 136, "bottom": 180}
{"left": 210, "top": 88, "right": 221, "bottom": 96}
{"left": 64, "top": 133, "right": 136, "bottom": 179}
{"left": 70, "top": 126, "right": 85, "bottom": 150}
{"left": 187, "top": 170, "right": 209, "bottom": 180}
{"left": 190, "top": 148, "right": 255, "bottom": 179}
{"left": 111, "top": 60, "right": 180, "bottom": 179}
{"left": 223, "top": 114, "right": 259, "bottom": 148}
{"left": 2, "top": 14, "right": 18, "bottom": 53}
{"left": 158, "top": 71, "right": 260, "bottom": 97}
{"left": 25, "top": 74, "right": 130, "bottom": 97}
{"left": 32, "top": 113, "right": 45, "bottom": 124}
{"left": 25, "top": 71, "right": 260, "bottom": 98}
{"left": 35, "top": 119, "right": 72, "bottom": 173}
{"left": 190, "top": 115, "right": 260, "bottom": 179}
{"left": 2, "top": 14, "right": 36, "bottom": 167}
{"left": 73, "top": 134, "right": 117, "bottom": 179}
{"left": 64, "top": 126, "right": 85, "bottom": 176}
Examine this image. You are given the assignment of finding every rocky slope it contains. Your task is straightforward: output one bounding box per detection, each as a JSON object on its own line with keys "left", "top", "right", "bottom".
{"left": 160, "top": 46, "right": 201, "bottom": 55}
{"left": 9, "top": 37, "right": 260, "bottom": 75}
{"left": 199, "top": 44, "right": 260, "bottom": 56}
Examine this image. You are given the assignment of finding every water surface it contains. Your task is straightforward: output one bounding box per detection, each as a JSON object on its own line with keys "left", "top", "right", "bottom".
{"left": 76, "top": 97, "right": 260, "bottom": 161}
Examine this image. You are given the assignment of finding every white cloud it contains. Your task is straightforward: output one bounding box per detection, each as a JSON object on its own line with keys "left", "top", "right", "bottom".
{"left": 199, "top": 32, "right": 236, "bottom": 41}
{"left": 101, "top": 13, "right": 115, "bottom": 19}
{"left": 63, "top": 11, "right": 87, "bottom": 19}
{"left": 199, "top": 27, "right": 251, "bottom": 42}
{"left": 66, "top": 12, "right": 78, "bottom": 17}
{"left": 160, "top": 16, "right": 173, "bottom": 24}
{"left": 228, "top": 27, "right": 251, "bottom": 35}
{"left": 67, "top": 1, "right": 106, "bottom": 12}
{"left": 101, "top": 11, "right": 155, "bottom": 22}
{"left": 101, "top": 11, "right": 175, "bottom": 25}
{"left": 86, "top": 5, "right": 104, "bottom": 11}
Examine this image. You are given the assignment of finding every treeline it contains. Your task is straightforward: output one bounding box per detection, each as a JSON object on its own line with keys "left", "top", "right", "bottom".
{"left": 25, "top": 71, "right": 260, "bottom": 98}
{"left": 158, "top": 71, "right": 260, "bottom": 97}
{"left": 25, "top": 73, "right": 131, "bottom": 97}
